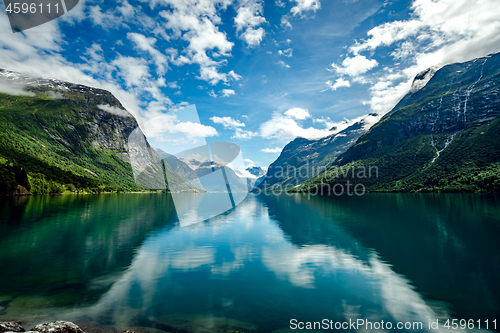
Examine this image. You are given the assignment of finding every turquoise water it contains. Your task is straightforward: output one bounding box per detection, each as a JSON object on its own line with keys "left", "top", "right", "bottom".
{"left": 0, "top": 193, "right": 499, "bottom": 332}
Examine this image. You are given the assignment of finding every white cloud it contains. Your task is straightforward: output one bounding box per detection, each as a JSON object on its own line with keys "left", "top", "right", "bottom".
{"left": 211, "top": 116, "right": 245, "bottom": 129}
{"left": 0, "top": 75, "right": 34, "bottom": 96}
{"left": 98, "top": 104, "right": 133, "bottom": 117}
{"left": 127, "top": 33, "right": 169, "bottom": 75}
{"left": 281, "top": 15, "right": 292, "bottom": 29}
{"left": 111, "top": 55, "right": 151, "bottom": 88}
{"left": 261, "top": 147, "right": 282, "bottom": 153}
{"left": 167, "top": 81, "right": 180, "bottom": 89}
{"left": 341, "top": 0, "right": 500, "bottom": 115}
{"left": 221, "top": 89, "right": 236, "bottom": 97}
{"left": 260, "top": 111, "right": 333, "bottom": 140}
{"left": 158, "top": 0, "right": 239, "bottom": 84}
{"left": 229, "top": 70, "right": 243, "bottom": 81}
{"left": 244, "top": 158, "right": 255, "bottom": 168}
{"left": 278, "top": 48, "right": 293, "bottom": 57}
{"left": 332, "top": 55, "right": 378, "bottom": 78}
{"left": 290, "top": 0, "right": 321, "bottom": 16}
{"left": 234, "top": 0, "right": 267, "bottom": 46}
{"left": 325, "top": 78, "right": 351, "bottom": 91}
{"left": 277, "top": 60, "right": 291, "bottom": 68}
{"left": 241, "top": 27, "right": 266, "bottom": 46}
{"left": 232, "top": 128, "right": 259, "bottom": 140}
{"left": 143, "top": 113, "right": 218, "bottom": 141}
{"left": 284, "top": 107, "right": 310, "bottom": 120}
{"left": 211, "top": 115, "right": 256, "bottom": 140}
{"left": 259, "top": 108, "right": 371, "bottom": 141}
{"left": 198, "top": 66, "right": 241, "bottom": 85}
{"left": 88, "top": 3, "right": 155, "bottom": 31}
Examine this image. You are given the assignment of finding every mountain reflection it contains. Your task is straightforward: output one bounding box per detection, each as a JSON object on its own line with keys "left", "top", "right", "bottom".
{"left": 1, "top": 193, "right": 498, "bottom": 333}
{"left": 71, "top": 193, "right": 483, "bottom": 333}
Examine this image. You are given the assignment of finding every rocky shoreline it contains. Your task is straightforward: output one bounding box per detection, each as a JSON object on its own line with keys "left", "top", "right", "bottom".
{"left": 0, "top": 321, "right": 135, "bottom": 333}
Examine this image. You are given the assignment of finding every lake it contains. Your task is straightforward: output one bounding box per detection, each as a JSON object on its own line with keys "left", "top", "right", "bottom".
{"left": 0, "top": 193, "right": 499, "bottom": 333}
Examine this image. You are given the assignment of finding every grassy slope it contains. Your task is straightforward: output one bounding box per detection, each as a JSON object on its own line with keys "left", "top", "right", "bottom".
{"left": 0, "top": 92, "right": 199, "bottom": 194}
{"left": 0, "top": 93, "right": 137, "bottom": 191}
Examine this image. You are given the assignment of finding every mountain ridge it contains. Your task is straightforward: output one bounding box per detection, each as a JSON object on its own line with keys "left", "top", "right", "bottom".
{"left": 298, "top": 52, "right": 500, "bottom": 193}
{"left": 0, "top": 69, "right": 196, "bottom": 194}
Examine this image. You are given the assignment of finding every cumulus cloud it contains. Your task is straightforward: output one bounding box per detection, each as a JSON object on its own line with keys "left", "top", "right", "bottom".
{"left": 290, "top": 0, "right": 321, "bottom": 16}
{"left": 324, "top": 78, "right": 351, "bottom": 91}
{"left": 339, "top": 0, "right": 500, "bottom": 115}
{"left": 232, "top": 128, "right": 259, "bottom": 140}
{"left": 260, "top": 111, "right": 333, "bottom": 140}
{"left": 127, "top": 33, "right": 169, "bottom": 75}
{"left": 144, "top": 113, "right": 218, "bottom": 141}
{"left": 167, "top": 81, "right": 180, "bottom": 89}
{"left": 259, "top": 107, "right": 371, "bottom": 141}
{"left": 278, "top": 48, "right": 293, "bottom": 57}
{"left": 261, "top": 147, "right": 282, "bottom": 153}
{"left": 211, "top": 116, "right": 245, "bottom": 129}
{"left": 159, "top": 0, "right": 241, "bottom": 85}
{"left": 244, "top": 158, "right": 255, "bottom": 167}
{"left": 332, "top": 55, "right": 378, "bottom": 79}
{"left": 284, "top": 107, "right": 310, "bottom": 120}
{"left": 241, "top": 27, "right": 266, "bottom": 47}
{"left": 211, "top": 116, "right": 256, "bottom": 140}
{"left": 221, "top": 89, "right": 236, "bottom": 97}
{"left": 277, "top": 60, "right": 291, "bottom": 68}
{"left": 235, "top": 0, "right": 267, "bottom": 46}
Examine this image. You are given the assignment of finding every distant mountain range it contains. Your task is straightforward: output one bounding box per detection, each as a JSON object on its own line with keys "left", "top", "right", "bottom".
{"left": 234, "top": 166, "right": 267, "bottom": 190}
{"left": 258, "top": 114, "right": 380, "bottom": 189}
{"left": 287, "top": 52, "right": 500, "bottom": 192}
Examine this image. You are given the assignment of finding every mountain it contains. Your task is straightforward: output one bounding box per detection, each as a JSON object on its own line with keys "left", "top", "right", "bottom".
{"left": 154, "top": 147, "right": 206, "bottom": 190}
{"left": 235, "top": 166, "right": 267, "bottom": 190}
{"left": 155, "top": 145, "right": 251, "bottom": 193}
{"left": 300, "top": 52, "right": 500, "bottom": 193}
{"left": 258, "top": 114, "right": 380, "bottom": 189}
{"left": 0, "top": 69, "right": 196, "bottom": 194}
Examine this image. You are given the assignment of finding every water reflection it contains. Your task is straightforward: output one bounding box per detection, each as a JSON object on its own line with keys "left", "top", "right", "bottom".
{"left": 0, "top": 193, "right": 499, "bottom": 333}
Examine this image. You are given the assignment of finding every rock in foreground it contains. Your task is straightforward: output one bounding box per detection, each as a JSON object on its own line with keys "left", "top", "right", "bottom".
{"left": 31, "top": 322, "right": 84, "bottom": 333}
{"left": 0, "top": 322, "right": 25, "bottom": 333}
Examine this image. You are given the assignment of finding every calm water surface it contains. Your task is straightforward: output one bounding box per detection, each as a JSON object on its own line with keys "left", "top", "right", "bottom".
{"left": 0, "top": 193, "right": 499, "bottom": 332}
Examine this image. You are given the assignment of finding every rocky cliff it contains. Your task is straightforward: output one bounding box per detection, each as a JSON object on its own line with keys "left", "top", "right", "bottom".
{"left": 0, "top": 69, "right": 186, "bottom": 193}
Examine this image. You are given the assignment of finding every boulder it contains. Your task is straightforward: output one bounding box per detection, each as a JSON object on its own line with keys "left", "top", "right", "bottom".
{"left": 31, "top": 322, "right": 83, "bottom": 333}
{"left": 0, "top": 322, "right": 25, "bottom": 333}
{"left": 14, "top": 185, "right": 30, "bottom": 196}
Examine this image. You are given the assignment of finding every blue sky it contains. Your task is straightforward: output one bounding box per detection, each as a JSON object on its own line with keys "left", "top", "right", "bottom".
{"left": 1, "top": 0, "right": 499, "bottom": 168}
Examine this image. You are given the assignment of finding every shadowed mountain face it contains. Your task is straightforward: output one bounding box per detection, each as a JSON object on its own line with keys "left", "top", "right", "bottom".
{"left": 0, "top": 69, "right": 198, "bottom": 193}
{"left": 0, "top": 69, "right": 144, "bottom": 192}
{"left": 258, "top": 114, "right": 380, "bottom": 189}
{"left": 302, "top": 52, "right": 500, "bottom": 192}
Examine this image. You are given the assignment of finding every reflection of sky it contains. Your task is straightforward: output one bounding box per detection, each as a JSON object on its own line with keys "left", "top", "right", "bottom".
{"left": 72, "top": 194, "right": 474, "bottom": 333}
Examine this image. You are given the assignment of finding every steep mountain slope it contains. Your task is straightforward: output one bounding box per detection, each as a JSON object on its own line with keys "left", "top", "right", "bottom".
{"left": 302, "top": 52, "right": 500, "bottom": 192}
{"left": 258, "top": 114, "right": 379, "bottom": 189}
{"left": 0, "top": 69, "right": 195, "bottom": 194}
